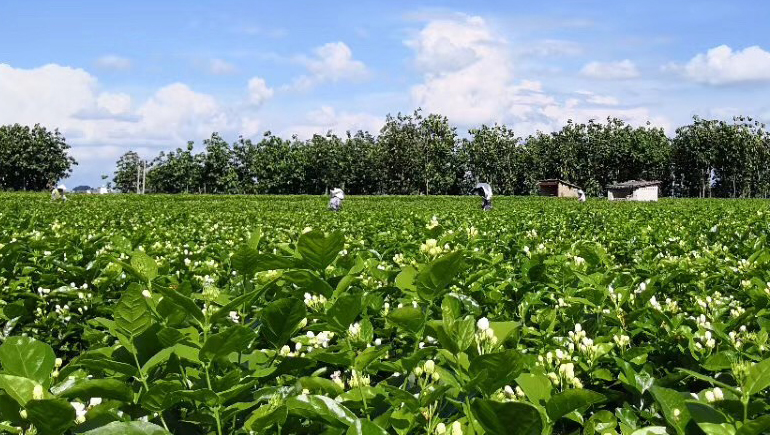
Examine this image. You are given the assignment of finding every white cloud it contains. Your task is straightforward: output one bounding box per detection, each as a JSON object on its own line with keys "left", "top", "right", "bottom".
{"left": 207, "top": 58, "right": 238, "bottom": 75}
{"left": 0, "top": 63, "right": 253, "bottom": 148}
{"left": 284, "top": 106, "right": 382, "bottom": 139}
{"left": 580, "top": 60, "right": 640, "bottom": 79}
{"left": 406, "top": 15, "right": 664, "bottom": 133}
{"left": 97, "top": 92, "right": 132, "bottom": 115}
{"left": 675, "top": 45, "right": 770, "bottom": 85}
{"left": 576, "top": 91, "right": 620, "bottom": 106}
{"left": 518, "top": 39, "right": 582, "bottom": 57}
{"left": 289, "top": 42, "right": 368, "bottom": 90}
{"left": 136, "top": 83, "right": 232, "bottom": 143}
{"left": 95, "top": 55, "right": 131, "bottom": 71}
{"left": 247, "top": 77, "right": 273, "bottom": 107}
{"left": 0, "top": 63, "right": 275, "bottom": 184}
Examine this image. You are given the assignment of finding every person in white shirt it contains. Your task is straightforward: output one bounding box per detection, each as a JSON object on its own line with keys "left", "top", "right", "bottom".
{"left": 472, "top": 183, "right": 493, "bottom": 210}
{"left": 51, "top": 184, "right": 67, "bottom": 202}
{"left": 328, "top": 188, "right": 344, "bottom": 211}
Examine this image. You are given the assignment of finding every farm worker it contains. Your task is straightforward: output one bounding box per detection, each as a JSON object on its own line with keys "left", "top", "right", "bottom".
{"left": 578, "top": 189, "right": 586, "bottom": 202}
{"left": 51, "top": 184, "right": 68, "bottom": 202}
{"left": 471, "top": 182, "right": 492, "bottom": 210}
{"left": 328, "top": 188, "right": 344, "bottom": 211}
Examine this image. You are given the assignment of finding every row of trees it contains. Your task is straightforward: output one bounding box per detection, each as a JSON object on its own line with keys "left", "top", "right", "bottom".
{"left": 0, "top": 124, "right": 76, "bottom": 191}
{"left": 113, "top": 111, "right": 770, "bottom": 197}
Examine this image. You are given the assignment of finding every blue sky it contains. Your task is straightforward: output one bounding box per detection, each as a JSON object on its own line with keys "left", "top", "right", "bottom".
{"left": 2, "top": 1, "right": 770, "bottom": 186}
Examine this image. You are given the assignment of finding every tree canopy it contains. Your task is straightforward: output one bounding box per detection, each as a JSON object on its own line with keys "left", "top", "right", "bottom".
{"left": 0, "top": 124, "right": 76, "bottom": 191}
{"left": 112, "top": 111, "right": 770, "bottom": 198}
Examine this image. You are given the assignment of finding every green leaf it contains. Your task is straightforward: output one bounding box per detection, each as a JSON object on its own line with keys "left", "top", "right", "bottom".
{"left": 81, "top": 421, "right": 170, "bottom": 434}
{"left": 114, "top": 285, "right": 152, "bottom": 337}
{"left": 0, "top": 336, "right": 55, "bottom": 383}
{"left": 630, "top": 428, "right": 669, "bottom": 435}
{"left": 297, "top": 230, "right": 344, "bottom": 270}
{"left": 585, "top": 410, "right": 617, "bottom": 435}
{"left": 387, "top": 306, "right": 424, "bottom": 335}
{"left": 515, "top": 373, "right": 552, "bottom": 406}
{"left": 200, "top": 325, "right": 256, "bottom": 361}
{"left": 156, "top": 285, "right": 204, "bottom": 324}
{"left": 441, "top": 295, "right": 461, "bottom": 330}
{"left": 58, "top": 379, "right": 132, "bottom": 402}
{"left": 281, "top": 270, "right": 335, "bottom": 298}
{"left": 141, "top": 381, "right": 184, "bottom": 412}
{"left": 26, "top": 398, "right": 75, "bottom": 435}
{"left": 0, "top": 374, "right": 43, "bottom": 406}
{"left": 546, "top": 389, "right": 605, "bottom": 422}
{"left": 245, "top": 404, "right": 288, "bottom": 432}
{"left": 415, "top": 251, "right": 465, "bottom": 301}
{"left": 286, "top": 394, "right": 357, "bottom": 427}
{"left": 471, "top": 399, "right": 542, "bottom": 435}
{"left": 469, "top": 351, "right": 526, "bottom": 395}
{"left": 354, "top": 346, "right": 390, "bottom": 372}
{"left": 744, "top": 356, "right": 770, "bottom": 396}
{"left": 260, "top": 298, "right": 307, "bottom": 349}
{"left": 131, "top": 251, "right": 158, "bottom": 282}
{"left": 488, "top": 321, "right": 518, "bottom": 345}
{"left": 173, "top": 388, "right": 219, "bottom": 406}
{"left": 395, "top": 266, "right": 417, "bottom": 292}
{"left": 736, "top": 415, "right": 770, "bottom": 435}
{"left": 247, "top": 228, "right": 262, "bottom": 249}
{"left": 327, "top": 293, "right": 363, "bottom": 332}
{"left": 72, "top": 351, "right": 138, "bottom": 377}
{"left": 650, "top": 386, "right": 691, "bottom": 435}
{"left": 232, "top": 245, "right": 261, "bottom": 277}
{"left": 346, "top": 418, "right": 388, "bottom": 435}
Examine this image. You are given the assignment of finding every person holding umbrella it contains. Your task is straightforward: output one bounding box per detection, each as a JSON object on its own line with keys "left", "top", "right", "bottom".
{"left": 471, "top": 182, "right": 492, "bottom": 210}
{"left": 328, "top": 188, "right": 344, "bottom": 211}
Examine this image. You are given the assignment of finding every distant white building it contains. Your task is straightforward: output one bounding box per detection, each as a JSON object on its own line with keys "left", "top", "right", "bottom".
{"left": 607, "top": 180, "right": 661, "bottom": 202}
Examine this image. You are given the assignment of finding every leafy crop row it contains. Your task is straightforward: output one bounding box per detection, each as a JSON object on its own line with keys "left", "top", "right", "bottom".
{"left": 1, "top": 194, "right": 770, "bottom": 434}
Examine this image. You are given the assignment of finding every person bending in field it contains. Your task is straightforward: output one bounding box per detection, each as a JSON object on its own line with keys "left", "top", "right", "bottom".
{"left": 578, "top": 189, "right": 586, "bottom": 202}
{"left": 51, "top": 184, "right": 68, "bottom": 202}
{"left": 328, "top": 188, "right": 344, "bottom": 211}
{"left": 472, "top": 182, "right": 492, "bottom": 210}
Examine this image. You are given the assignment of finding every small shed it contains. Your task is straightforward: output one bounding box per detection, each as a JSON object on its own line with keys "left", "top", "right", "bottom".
{"left": 538, "top": 179, "right": 581, "bottom": 198}
{"left": 607, "top": 180, "right": 661, "bottom": 202}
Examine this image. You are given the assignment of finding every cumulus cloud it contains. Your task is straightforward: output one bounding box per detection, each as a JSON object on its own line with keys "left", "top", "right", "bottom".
{"left": 580, "top": 60, "right": 640, "bottom": 79}
{"left": 406, "top": 15, "right": 663, "bottom": 133}
{"left": 283, "top": 106, "right": 383, "bottom": 139}
{"left": 247, "top": 77, "right": 273, "bottom": 107}
{"left": 289, "top": 42, "right": 368, "bottom": 90}
{"left": 0, "top": 63, "right": 260, "bottom": 148}
{"left": 673, "top": 45, "right": 770, "bottom": 85}
{"left": 207, "top": 58, "right": 238, "bottom": 75}
{"left": 95, "top": 55, "right": 131, "bottom": 71}
{"left": 0, "top": 62, "right": 265, "bottom": 184}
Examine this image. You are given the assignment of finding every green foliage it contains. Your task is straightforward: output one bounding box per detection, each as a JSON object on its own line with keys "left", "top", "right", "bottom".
{"left": 0, "top": 194, "right": 769, "bottom": 433}
{"left": 0, "top": 124, "right": 76, "bottom": 191}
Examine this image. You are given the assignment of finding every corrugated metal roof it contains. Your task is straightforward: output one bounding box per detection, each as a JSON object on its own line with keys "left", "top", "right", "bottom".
{"left": 607, "top": 180, "right": 661, "bottom": 189}
{"left": 538, "top": 179, "right": 581, "bottom": 189}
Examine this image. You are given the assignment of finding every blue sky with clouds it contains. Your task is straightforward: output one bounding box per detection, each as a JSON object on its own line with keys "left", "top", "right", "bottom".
{"left": 2, "top": 0, "right": 770, "bottom": 186}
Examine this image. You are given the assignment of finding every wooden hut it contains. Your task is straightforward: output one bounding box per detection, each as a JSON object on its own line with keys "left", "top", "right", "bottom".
{"left": 607, "top": 180, "right": 660, "bottom": 201}
{"left": 538, "top": 179, "right": 581, "bottom": 198}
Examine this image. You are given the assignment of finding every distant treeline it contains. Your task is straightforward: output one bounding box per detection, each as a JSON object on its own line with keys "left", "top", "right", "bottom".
{"left": 113, "top": 111, "right": 770, "bottom": 198}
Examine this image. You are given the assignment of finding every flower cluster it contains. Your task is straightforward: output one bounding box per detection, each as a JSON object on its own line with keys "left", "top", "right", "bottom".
{"left": 303, "top": 292, "right": 328, "bottom": 310}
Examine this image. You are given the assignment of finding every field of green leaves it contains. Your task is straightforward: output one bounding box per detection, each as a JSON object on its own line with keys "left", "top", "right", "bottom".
{"left": 1, "top": 193, "right": 770, "bottom": 435}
